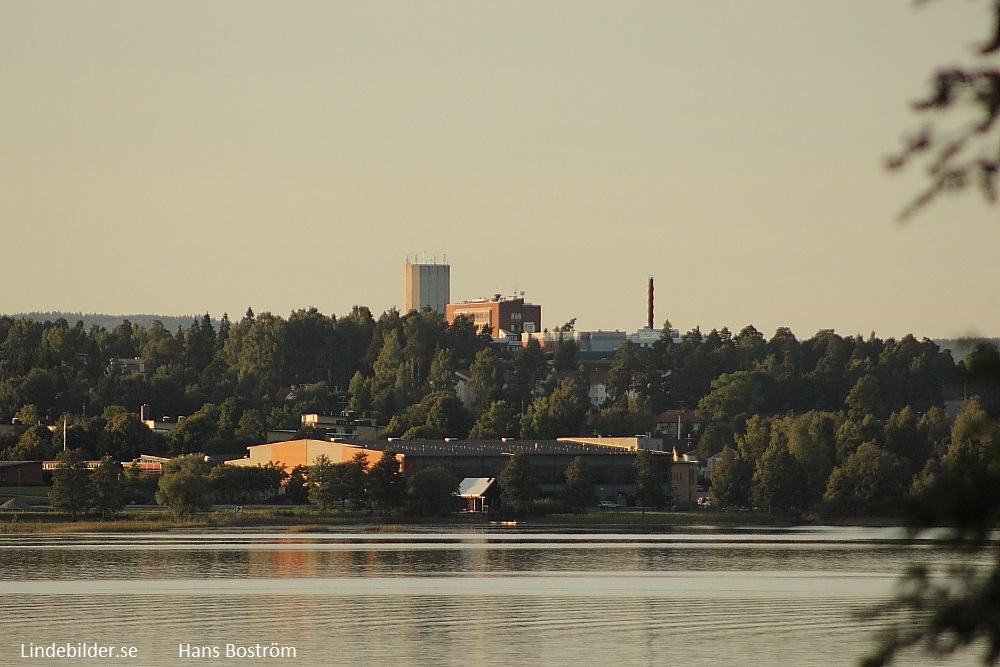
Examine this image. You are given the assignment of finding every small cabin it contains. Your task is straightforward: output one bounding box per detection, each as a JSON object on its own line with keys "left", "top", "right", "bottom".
{"left": 455, "top": 477, "right": 499, "bottom": 513}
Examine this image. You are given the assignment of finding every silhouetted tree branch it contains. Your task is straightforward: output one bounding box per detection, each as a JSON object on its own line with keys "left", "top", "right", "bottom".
{"left": 889, "top": 0, "right": 1000, "bottom": 219}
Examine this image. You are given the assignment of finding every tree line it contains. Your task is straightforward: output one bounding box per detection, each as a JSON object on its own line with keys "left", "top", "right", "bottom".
{"left": 46, "top": 449, "right": 288, "bottom": 519}
{"left": 5, "top": 308, "right": 1000, "bottom": 518}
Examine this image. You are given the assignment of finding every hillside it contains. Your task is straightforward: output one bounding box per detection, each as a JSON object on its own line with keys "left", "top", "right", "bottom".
{"left": 934, "top": 338, "right": 1000, "bottom": 363}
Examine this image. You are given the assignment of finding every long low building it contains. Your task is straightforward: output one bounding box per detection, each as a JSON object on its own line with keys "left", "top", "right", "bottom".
{"left": 0, "top": 460, "right": 44, "bottom": 486}
{"left": 226, "top": 437, "right": 698, "bottom": 507}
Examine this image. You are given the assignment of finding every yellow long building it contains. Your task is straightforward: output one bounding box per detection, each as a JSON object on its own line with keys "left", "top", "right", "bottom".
{"left": 225, "top": 439, "right": 388, "bottom": 472}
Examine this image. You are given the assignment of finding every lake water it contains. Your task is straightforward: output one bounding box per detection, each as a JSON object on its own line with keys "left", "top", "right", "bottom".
{"left": 0, "top": 526, "right": 980, "bottom": 667}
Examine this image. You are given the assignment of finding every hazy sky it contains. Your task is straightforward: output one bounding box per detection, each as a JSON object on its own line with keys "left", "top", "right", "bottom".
{"left": 2, "top": 1, "right": 998, "bottom": 340}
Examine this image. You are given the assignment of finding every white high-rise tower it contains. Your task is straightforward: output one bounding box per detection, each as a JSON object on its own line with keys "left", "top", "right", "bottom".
{"left": 403, "top": 260, "right": 450, "bottom": 314}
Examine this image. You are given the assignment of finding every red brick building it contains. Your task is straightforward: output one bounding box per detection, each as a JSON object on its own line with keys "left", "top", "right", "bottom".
{"left": 0, "top": 461, "right": 44, "bottom": 486}
{"left": 446, "top": 295, "right": 541, "bottom": 335}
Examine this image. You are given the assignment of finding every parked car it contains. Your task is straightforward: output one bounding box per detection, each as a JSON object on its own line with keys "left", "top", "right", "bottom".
{"left": 598, "top": 501, "right": 619, "bottom": 509}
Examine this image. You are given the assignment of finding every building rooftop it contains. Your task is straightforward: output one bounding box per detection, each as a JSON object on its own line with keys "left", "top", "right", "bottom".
{"left": 451, "top": 294, "right": 536, "bottom": 305}
{"left": 336, "top": 438, "right": 663, "bottom": 457}
{"left": 456, "top": 477, "right": 496, "bottom": 498}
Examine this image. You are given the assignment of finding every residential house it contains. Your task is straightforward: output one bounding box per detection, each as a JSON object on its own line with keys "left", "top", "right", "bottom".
{"left": 654, "top": 408, "right": 701, "bottom": 440}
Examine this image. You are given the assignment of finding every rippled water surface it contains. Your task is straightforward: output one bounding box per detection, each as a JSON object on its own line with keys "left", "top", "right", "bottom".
{"left": 0, "top": 527, "right": 979, "bottom": 666}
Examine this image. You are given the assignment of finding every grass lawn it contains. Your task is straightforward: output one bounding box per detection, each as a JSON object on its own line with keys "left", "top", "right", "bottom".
{"left": 0, "top": 485, "right": 49, "bottom": 498}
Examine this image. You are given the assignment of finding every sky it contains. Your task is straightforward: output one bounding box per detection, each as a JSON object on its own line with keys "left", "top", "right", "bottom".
{"left": 2, "top": 1, "right": 998, "bottom": 341}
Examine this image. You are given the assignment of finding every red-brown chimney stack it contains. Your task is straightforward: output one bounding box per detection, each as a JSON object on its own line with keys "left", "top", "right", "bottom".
{"left": 647, "top": 276, "right": 654, "bottom": 330}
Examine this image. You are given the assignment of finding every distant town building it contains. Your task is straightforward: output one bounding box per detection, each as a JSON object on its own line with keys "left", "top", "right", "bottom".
{"left": 627, "top": 326, "right": 681, "bottom": 347}
{"left": 558, "top": 436, "right": 666, "bottom": 452}
{"left": 142, "top": 417, "right": 181, "bottom": 434}
{"left": 127, "top": 454, "right": 171, "bottom": 475}
{"left": 454, "top": 370, "right": 473, "bottom": 408}
{"left": 654, "top": 408, "right": 702, "bottom": 440}
{"left": 42, "top": 459, "right": 111, "bottom": 473}
{"left": 522, "top": 327, "right": 681, "bottom": 358}
{"left": 104, "top": 357, "right": 146, "bottom": 378}
{"left": 0, "top": 420, "right": 28, "bottom": 437}
{"left": 300, "top": 412, "right": 380, "bottom": 439}
{"left": 0, "top": 461, "right": 44, "bottom": 486}
{"left": 446, "top": 294, "right": 541, "bottom": 335}
{"left": 670, "top": 460, "right": 699, "bottom": 506}
{"left": 403, "top": 261, "right": 451, "bottom": 314}
{"left": 491, "top": 330, "right": 523, "bottom": 352}
{"left": 226, "top": 436, "right": 693, "bottom": 507}
{"left": 522, "top": 329, "right": 626, "bottom": 354}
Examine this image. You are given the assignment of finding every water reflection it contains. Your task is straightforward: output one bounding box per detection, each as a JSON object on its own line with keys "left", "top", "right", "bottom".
{"left": 0, "top": 528, "right": 979, "bottom": 666}
{"left": 0, "top": 529, "right": 942, "bottom": 581}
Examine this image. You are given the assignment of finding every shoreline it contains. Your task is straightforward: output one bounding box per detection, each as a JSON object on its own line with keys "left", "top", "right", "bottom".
{"left": 0, "top": 505, "right": 899, "bottom": 535}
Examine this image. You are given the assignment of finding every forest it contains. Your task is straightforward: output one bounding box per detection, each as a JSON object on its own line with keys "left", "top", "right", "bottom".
{"left": 2, "top": 306, "right": 1000, "bottom": 518}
